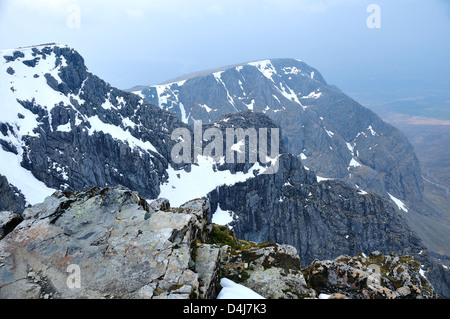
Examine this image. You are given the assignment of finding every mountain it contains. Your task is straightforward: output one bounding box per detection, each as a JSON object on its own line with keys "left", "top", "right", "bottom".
{"left": 0, "top": 44, "right": 190, "bottom": 208}
{"left": 1, "top": 44, "right": 448, "bottom": 298}
{"left": 131, "top": 58, "right": 424, "bottom": 211}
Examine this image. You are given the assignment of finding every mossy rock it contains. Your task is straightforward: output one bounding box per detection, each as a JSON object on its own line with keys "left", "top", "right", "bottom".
{"left": 208, "top": 224, "right": 240, "bottom": 249}
{"left": 302, "top": 265, "right": 329, "bottom": 292}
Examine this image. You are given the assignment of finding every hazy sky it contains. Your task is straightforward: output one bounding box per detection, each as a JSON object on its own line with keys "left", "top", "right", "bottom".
{"left": 1, "top": 0, "right": 449, "bottom": 104}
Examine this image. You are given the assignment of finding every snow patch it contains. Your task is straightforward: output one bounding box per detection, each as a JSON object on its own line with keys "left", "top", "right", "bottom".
{"left": 368, "top": 125, "right": 377, "bottom": 136}
{"left": 388, "top": 193, "right": 408, "bottom": 212}
{"left": 0, "top": 148, "right": 55, "bottom": 205}
{"left": 212, "top": 205, "right": 237, "bottom": 228}
{"left": 349, "top": 158, "right": 361, "bottom": 168}
{"left": 179, "top": 102, "right": 188, "bottom": 123}
{"left": 159, "top": 156, "right": 268, "bottom": 207}
{"left": 302, "top": 91, "right": 322, "bottom": 99}
{"left": 324, "top": 128, "right": 334, "bottom": 138}
{"left": 244, "top": 99, "right": 255, "bottom": 111}
{"left": 199, "top": 103, "right": 212, "bottom": 113}
{"left": 56, "top": 122, "right": 72, "bottom": 132}
{"left": 317, "top": 176, "right": 333, "bottom": 182}
{"left": 346, "top": 142, "right": 355, "bottom": 156}
{"left": 217, "top": 278, "right": 265, "bottom": 299}
{"left": 248, "top": 60, "right": 277, "bottom": 83}
{"left": 282, "top": 66, "right": 301, "bottom": 75}
{"left": 86, "top": 115, "right": 159, "bottom": 155}
{"left": 277, "top": 82, "right": 303, "bottom": 107}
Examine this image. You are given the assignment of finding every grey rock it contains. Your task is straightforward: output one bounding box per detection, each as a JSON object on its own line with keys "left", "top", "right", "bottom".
{"left": 195, "top": 244, "right": 221, "bottom": 299}
{"left": 149, "top": 198, "right": 170, "bottom": 211}
{"left": 219, "top": 242, "right": 316, "bottom": 299}
{"left": 0, "top": 186, "right": 215, "bottom": 299}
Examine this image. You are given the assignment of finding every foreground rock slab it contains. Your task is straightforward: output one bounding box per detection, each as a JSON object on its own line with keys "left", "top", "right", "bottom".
{"left": 0, "top": 186, "right": 216, "bottom": 299}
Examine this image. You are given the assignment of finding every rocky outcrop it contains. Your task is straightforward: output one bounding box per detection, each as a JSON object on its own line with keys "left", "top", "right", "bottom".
{"left": 303, "top": 252, "right": 437, "bottom": 299}
{"left": 218, "top": 240, "right": 317, "bottom": 299}
{"left": 0, "top": 188, "right": 439, "bottom": 299}
{"left": 0, "top": 187, "right": 216, "bottom": 299}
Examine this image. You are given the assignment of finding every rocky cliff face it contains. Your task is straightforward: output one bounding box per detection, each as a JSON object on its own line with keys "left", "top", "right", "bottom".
{"left": 0, "top": 187, "right": 438, "bottom": 299}
{"left": 0, "top": 174, "right": 26, "bottom": 213}
{"left": 204, "top": 112, "right": 418, "bottom": 263}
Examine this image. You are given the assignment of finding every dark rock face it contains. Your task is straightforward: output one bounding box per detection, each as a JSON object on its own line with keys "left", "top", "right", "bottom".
{"left": 203, "top": 112, "right": 450, "bottom": 298}
{"left": 0, "top": 211, "right": 23, "bottom": 240}
{"left": 208, "top": 154, "right": 424, "bottom": 267}
{"left": 0, "top": 174, "right": 27, "bottom": 213}
{"left": 200, "top": 112, "right": 417, "bottom": 265}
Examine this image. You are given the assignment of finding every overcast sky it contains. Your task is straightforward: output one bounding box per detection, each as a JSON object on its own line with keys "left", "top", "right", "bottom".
{"left": 1, "top": 0, "right": 449, "bottom": 104}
